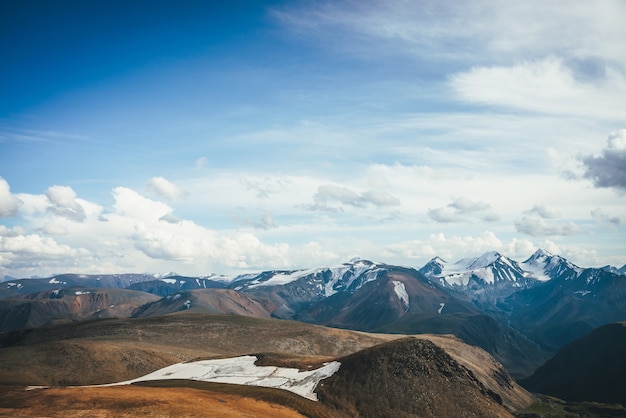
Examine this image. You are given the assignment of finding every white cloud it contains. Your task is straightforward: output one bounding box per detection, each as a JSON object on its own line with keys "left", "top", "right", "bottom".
{"left": 276, "top": 1, "right": 626, "bottom": 65}
{"left": 591, "top": 208, "right": 626, "bottom": 229}
{"left": 386, "top": 231, "right": 537, "bottom": 263}
{"left": 0, "top": 231, "right": 91, "bottom": 276}
{"left": 240, "top": 175, "right": 287, "bottom": 199}
{"left": 450, "top": 58, "right": 626, "bottom": 120}
{"left": 146, "top": 176, "right": 187, "bottom": 201}
{"left": 0, "top": 177, "right": 20, "bottom": 217}
{"left": 428, "top": 197, "right": 499, "bottom": 223}
{"left": 306, "top": 184, "right": 400, "bottom": 212}
{"left": 0, "top": 225, "right": 24, "bottom": 237}
{"left": 515, "top": 215, "right": 580, "bottom": 237}
{"left": 113, "top": 186, "right": 173, "bottom": 220}
{"left": 230, "top": 210, "right": 277, "bottom": 230}
{"left": 46, "top": 185, "right": 86, "bottom": 222}
{"left": 39, "top": 223, "right": 67, "bottom": 236}
{"left": 524, "top": 205, "right": 561, "bottom": 219}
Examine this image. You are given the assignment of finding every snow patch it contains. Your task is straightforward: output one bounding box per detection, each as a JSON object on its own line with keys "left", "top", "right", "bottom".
{"left": 184, "top": 300, "right": 191, "bottom": 309}
{"left": 438, "top": 303, "right": 445, "bottom": 314}
{"left": 391, "top": 280, "right": 409, "bottom": 309}
{"left": 160, "top": 278, "right": 177, "bottom": 284}
{"left": 74, "top": 290, "right": 91, "bottom": 295}
{"left": 83, "top": 355, "right": 341, "bottom": 401}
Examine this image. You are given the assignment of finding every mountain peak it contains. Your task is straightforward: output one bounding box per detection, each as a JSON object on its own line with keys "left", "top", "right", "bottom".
{"left": 468, "top": 251, "right": 502, "bottom": 269}
{"left": 530, "top": 248, "right": 553, "bottom": 259}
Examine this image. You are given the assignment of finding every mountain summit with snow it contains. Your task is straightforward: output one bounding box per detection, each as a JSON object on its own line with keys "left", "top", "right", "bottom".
{"left": 418, "top": 251, "right": 540, "bottom": 300}
{"left": 521, "top": 249, "right": 581, "bottom": 281}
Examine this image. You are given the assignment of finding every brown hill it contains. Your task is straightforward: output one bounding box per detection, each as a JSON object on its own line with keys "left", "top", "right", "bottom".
{"left": 0, "top": 313, "right": 400, "bottom": 386}
{"left": 0, "top": 312, "right": 533, "bottom": 417}
{"left": 131, "top": 288, "right": 271, "bottom": 318}
{"left": 317, "top": 337, "right": 514, "bottom": 417}
{"left": 0, "top": 288, "right": 160, "bottom": 332}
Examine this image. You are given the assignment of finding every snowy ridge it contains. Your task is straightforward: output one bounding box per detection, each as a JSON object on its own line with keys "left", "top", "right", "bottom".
{"left": 234, "top": 259, "right": 383, "bottom": 297}
{"left": 421, "top": 251, "right": 527, "bottom": 287}
{"left": 521, "top": 249, "right": 581, "bottom": 281}
{"left": 419, "top": 249, "right": 603, "bottom": 295}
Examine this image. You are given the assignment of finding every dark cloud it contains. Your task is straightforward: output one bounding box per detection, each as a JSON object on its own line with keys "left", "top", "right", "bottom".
{"left": 581, "top": 130, "right": 626, "bottom": 191}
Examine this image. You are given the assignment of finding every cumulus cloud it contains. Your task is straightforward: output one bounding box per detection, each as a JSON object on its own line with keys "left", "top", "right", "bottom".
{"left": 0, "top": 225, "right": 24, "bottom": 237}
{"left": 107, "top": 187, "right": 290, "bottom": 269}
{"left": 45, "top": 185, "right": 86, "bottom": 222}
{"left": 428, "top": 197, "right": 499, "bottom": 223}
{"left": 515, "top": 215, "right": 580, "bottom": 237}
{"left": 591, "top": 208, "right": 626, "bottom": 228}
{"left": 0, "top": 232, "right": 91, "bottom": 276}
{"left": 306, "top": 184, "right": 400, "bottom": 212}
{"left": 581, "top": 130, "right": 626, "bottom": 191}
{"left": 524, "top": 204, "right": 561, "bottom": 219}
{"left": 146, "top": 176, "right": 187, "bottom": 201}
{"left": 386, "top": 231, "right": 537, "bottom": 262}
{"left": 113, "top": 187, "right": 173, "bottom": 220}
{"left": 0, "top": 177, "right": 21, "bottom": 217}
{"left": 39, "top": 223, "right": 67, "bottom": 236}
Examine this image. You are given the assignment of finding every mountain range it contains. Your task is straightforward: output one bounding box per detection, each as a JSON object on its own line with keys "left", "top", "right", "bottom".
{"left": 2, "top": 250, "right": 625, "bottom": 374}
{"left": 1, "top": 249, "right": 625, "bottom": 415}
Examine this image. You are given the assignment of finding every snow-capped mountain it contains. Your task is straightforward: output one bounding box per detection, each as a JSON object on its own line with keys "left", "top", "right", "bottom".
{"left": 420, "top": 251, "right": 530, "bottom": 287}
{"left": 230, "top": 258, "right": 384, "bottom": 301}
{"left": 601, "top": 264, "right": 626, "bottom": 276}
{"left": 521, "top": 249, "right": 581, "bottom": 281}
{"left": 418, "top": 251, "right": 547, "bottom": 305}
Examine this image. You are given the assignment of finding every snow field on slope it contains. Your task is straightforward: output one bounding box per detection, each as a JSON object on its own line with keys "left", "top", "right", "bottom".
{"left": 91, "top": 355, "right": 341, "bottom": 401}
{"left": 392, "top": 280, "right": 409, "bottom": 309}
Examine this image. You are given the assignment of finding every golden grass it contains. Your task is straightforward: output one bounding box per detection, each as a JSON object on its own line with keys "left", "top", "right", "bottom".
{"left": 0, "top": 384, "right": 309, "bottom": 418}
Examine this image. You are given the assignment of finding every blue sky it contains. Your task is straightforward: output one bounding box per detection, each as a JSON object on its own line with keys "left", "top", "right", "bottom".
{"left": 1, "top": 0, "right": 625, "bottom": 278}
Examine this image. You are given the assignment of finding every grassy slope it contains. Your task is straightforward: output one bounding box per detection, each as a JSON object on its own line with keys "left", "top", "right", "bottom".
{"left": 0, "top": 312, "right": 535, "bottom": 417}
